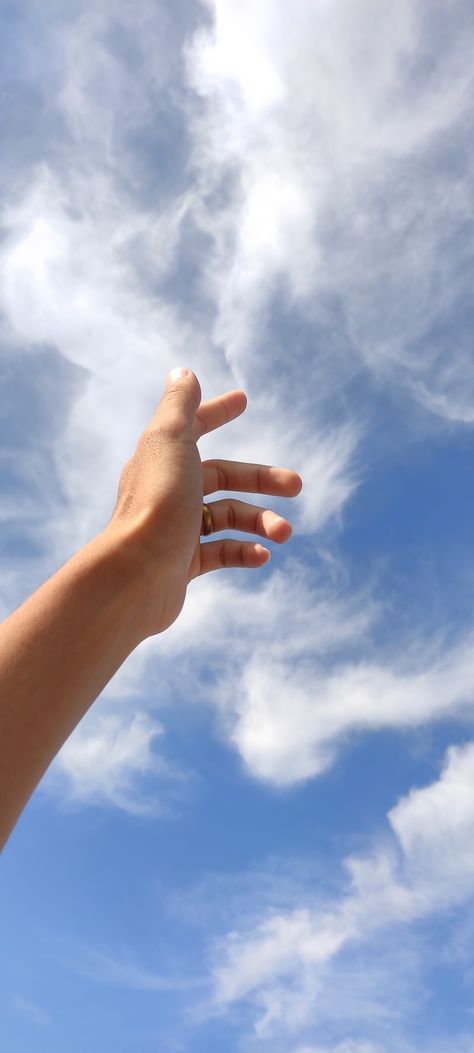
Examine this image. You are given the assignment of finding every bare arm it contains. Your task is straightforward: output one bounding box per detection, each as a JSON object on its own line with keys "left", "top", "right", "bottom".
{"left": 0, "top": 369, "right": 302, "bottom": 847}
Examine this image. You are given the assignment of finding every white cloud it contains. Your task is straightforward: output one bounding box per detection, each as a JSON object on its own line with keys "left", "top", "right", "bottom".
{"left": 389, "top": 741, "right": 474, "bottom": 898}
{"left": 186, "top": 0, "right": 474, "bottom": 421}
{"left": 152, "top": 557, "right": 474, "bottom": 804}
{"left": 46, "top": 711, "right": 164, "bottom": 814}
{"left": 161, "top": 562, "right": 377, "bottom": 663}
{"left": 0, "top": 165, "right": 196, "bottom": 552}
{"left": 162, "top": 562, "right": 474, "bottom": 789}
{"left": 285, "top": 424, "right": 360, "bottom": 535}
{"left": 226, "top": 633, "right": 474, "bottom": 786}
{"left": 209, "top": 740, "right": 474, "bottom": 1036}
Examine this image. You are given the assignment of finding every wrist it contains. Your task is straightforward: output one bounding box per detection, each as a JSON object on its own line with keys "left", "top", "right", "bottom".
{"left": 97, "top": 520, "right": 183, "bottom": 641}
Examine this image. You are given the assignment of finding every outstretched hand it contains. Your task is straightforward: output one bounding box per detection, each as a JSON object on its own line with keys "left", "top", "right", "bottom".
{"left": 107, "top": 368, "right": 302, "bottom": 637}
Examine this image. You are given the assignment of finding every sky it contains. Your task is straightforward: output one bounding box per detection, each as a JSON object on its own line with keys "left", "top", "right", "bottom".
{"left": 1, "top": 0, "right": 474, "bottom": 1050}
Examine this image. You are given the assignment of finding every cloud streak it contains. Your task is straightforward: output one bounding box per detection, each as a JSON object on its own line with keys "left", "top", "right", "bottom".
{"left": 46, "top": 711, "right": 165, "bottom": 815}
{"left": 209, "top": 741, "right": 474, "bottom": 1037}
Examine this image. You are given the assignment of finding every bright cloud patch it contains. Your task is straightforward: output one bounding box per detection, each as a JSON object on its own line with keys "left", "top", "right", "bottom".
{"left": 48, "top": 712, "right": 164, "bottom": 814}
{"left": 186, "top": 0, "right": 474, "bottom": 421}
{"left": 227, "top": 632, "right": 474, "bottom": 785}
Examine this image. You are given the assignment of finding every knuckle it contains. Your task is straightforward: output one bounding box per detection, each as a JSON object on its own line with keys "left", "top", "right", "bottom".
{"left": 197, "top": 411, "right": 209, "bottom": 436}
{"left": 227, "top": 502, "right": 236, "bottom": 531}
{"left": 140, "top": 423, "right": 168, "bottom": 451}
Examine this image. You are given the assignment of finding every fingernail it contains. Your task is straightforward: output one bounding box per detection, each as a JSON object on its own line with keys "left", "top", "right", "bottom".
{"left": 168, "top": 367, "right": 190, "bottom": 381}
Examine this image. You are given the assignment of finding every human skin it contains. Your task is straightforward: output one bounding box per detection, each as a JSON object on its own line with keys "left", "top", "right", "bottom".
{"left": 0, "top": 368, "right": 302, "bottom": 848}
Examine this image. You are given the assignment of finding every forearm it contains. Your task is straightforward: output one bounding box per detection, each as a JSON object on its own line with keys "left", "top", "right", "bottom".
{"left": 0, "top": 527, "right": 148, "bottom": 848}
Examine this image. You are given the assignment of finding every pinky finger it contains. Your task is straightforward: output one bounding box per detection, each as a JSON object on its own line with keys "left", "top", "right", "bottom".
{"left": 197, "top": 539, "right": 270, "bottom": 577}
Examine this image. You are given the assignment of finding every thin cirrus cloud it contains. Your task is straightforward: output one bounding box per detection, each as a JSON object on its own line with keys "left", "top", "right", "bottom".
{"left": 46, "top": 712, "right": 165, "bottom": 815}
{"left": 65, "top": 942, "right": 197, "bottom": 993}
{"left": 294, "top": 1045, "right": 383, "bottom": 1053}
{"left": 13, "top": 994, "right": 50, "bottom": 1029}
{"left": 209, "top": 741, "right": 474, "bottom": 1037}
{"left": 155, "top": 564, "right": 474, "bottom": 789}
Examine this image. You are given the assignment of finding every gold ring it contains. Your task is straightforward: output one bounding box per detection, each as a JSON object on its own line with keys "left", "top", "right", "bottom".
{"left": 201, "top": 503, "right": 213, "bottom": 536}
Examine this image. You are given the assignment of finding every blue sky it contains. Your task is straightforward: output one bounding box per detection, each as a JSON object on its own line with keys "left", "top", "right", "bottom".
{"left": 1, "top": 1, "right": 474, "bottom": 1050}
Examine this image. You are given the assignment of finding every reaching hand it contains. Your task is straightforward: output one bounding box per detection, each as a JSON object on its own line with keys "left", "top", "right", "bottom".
{"left": 107, "top": 368, "right": 302, "bottom": 636}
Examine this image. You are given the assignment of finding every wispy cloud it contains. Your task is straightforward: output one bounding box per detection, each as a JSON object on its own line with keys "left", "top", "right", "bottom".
{"left": 294, "top": 1045, "right": 384, "bottom": 1053}
{"left": 156, "top": 563, "right": 474, "bottom": 788}
{"left": 225, "top": 628, "right": 474, "bottom": 785}
{"left": 13, "top": 994, "right": 50, "bottom": 1028}
{"left": 45, "top": 711, "right": 165, "bottom": 815}
{"left": 65, "top": 942, "right": 198, "bottom": 993}
{"left": 208, "top": 740, "right": 474, "bottom": 1038}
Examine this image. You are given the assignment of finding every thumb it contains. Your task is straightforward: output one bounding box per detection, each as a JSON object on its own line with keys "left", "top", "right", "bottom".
{"left": 154, "top": 367, "right": 202, "bottom": 436}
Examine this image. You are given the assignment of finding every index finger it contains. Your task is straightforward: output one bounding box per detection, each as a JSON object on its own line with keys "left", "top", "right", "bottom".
{"left": 203, "top": 459, "right": 303, "bottom": 498}
{"left": 192, "top": 390, "right": 247, "bottom": 441}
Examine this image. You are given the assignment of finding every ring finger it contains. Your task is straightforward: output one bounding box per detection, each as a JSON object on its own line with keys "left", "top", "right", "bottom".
{"left": 202, "top": 499, "right": 293, "bottom": 543}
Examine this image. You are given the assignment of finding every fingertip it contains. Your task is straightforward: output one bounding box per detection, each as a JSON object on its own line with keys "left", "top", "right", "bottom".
{"left": 290, "top": 472, "right": 303, "bottom": 496}
{"left": 255, "top": 543, "right": 271, "bottom": 564}
{"left": 277, "top": 520, "right": 292, "bottom": 543}
{"left": 262, "top": 509, "right": 292, "bottom": 543}
{"left": 226, "top": 388, "right": 248, "bottom": 419}
{"left": 237, "top": 389, "right": 248, "bottom": 411}
{"left": 168, "top": 366, "right": 191, "bottom": 382}
{"left": 272, "top": 468, "right": 303, "bottom": 497}
{"left": 165, "top": 367, "right": 201, "bottom": 406}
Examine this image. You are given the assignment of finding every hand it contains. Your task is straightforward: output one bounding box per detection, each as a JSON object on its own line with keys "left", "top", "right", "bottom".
{"left": 106, "top": 368, "right": 302, "bottom": 637}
